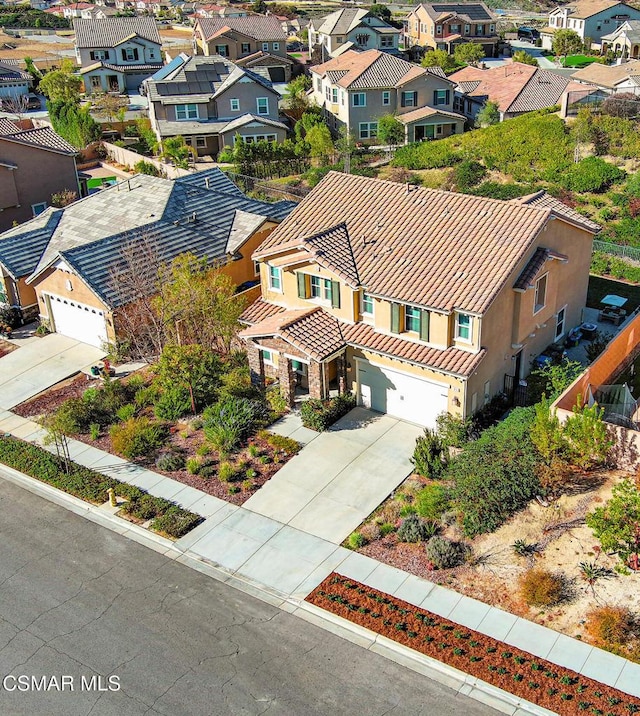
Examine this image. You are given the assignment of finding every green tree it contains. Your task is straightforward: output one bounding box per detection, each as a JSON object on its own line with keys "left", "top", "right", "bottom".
{"left": 48, "top": 100, "right": 100, "bottom": 148}
{"left": 155, "top": 344, "right": 221, "bottom": 414}
{"left": 162, "top": 135, "right": 191, "bottom": 168}
{"left": 93, "top": 93, "right": 128, "bottom": 123}
{"left": 283, "top": 74, "right": 312, "bottom": 120}
{"left": 527, "top": 358, "right": 584, "bottom": 402}
{"left": 23, "top": 56, "right": 42, "bottom": 89}
{"left": 453, "top": 42, "right": 485, "bottom": 66}
{"left": 552, "top": 28, "right": 583, "bottom": 64}
{"left": 421, "top": 49, "right": 456, "bottom": 71}
{"left": 39, "top": 60, "right": 82, "bottom": 103}
{"left": 563, "top": 398, "right": 613, "bottom": 469}
{"left": 377, "top": 114, "right": 404, "bottom": 145}
{"left": 475, "top": 100, "right": 500, "bottom": 128}
{"left": 251, "top": 0, "right": 267, "bottom": 12}
{"left": 368, "top": 3, "right": 391, "bottom": 22}
{"left": 512, "top": 50, "right": 538, "bottom": 66}
{"left": 306, "top": 122, "right": 334, "bottom": 159}
{"left": 586, "top": 479, "right": 640, "bottom": 568}
{"left": 530, "top": 397, "right": 567, "bottom": 464}
{"left": 294, "top": 106, "right": 323, "bottom": 141}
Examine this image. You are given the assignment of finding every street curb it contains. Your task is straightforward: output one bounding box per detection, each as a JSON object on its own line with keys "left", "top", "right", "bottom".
{"left": 0, "top": 466, "right": 562, "bottom": 715}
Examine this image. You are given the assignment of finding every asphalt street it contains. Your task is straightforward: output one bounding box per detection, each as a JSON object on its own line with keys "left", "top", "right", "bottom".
{"left": 0, "top": 475, "right": 499, "bottom": 716}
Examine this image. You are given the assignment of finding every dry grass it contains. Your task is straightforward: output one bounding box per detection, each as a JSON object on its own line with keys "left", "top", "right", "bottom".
{"left": 519, "top": 568, "right": 566, "bottom": 607}
{"left": 0, "top": 32, "right": 73, "bottom": 65}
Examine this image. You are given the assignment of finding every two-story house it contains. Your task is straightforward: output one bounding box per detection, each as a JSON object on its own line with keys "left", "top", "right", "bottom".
{"left": 405, "top": 2, "right": 499, "bottom": 57}
{"left": 600, "top": 19, "right": 640, "bottom": 58}
{"left": 240, "top": 173, "right": 599, "bottom": 426}
{"left": 308, "top": 8, "right": 402, "bottom": 61}
{"left": 310, "top": 49, "right": 465, "bottom": 142}
{"left": 541, "top": 0, "right": 640, "bottom": 51}
{"left": 74, "top": 17, "right": 163, "bottom": 93}
{"left": 194, "top": 5, "right": 247, "bottom": 20}
{"left": 0, "top": 62, "right": 32, "bottom": 105}
{"left": 193, "top": 16, "right": 292, "bottom": 83}
{"left": 146, "top": 54, "right": 287, "bottom": 157}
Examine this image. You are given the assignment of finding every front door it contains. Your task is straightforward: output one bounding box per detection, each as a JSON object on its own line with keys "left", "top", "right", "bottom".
{"left": 414, "top": 124, "right": 435, "bottom": 142}
{"left": 108, "top": 75, "right": 119, "bottom": 92}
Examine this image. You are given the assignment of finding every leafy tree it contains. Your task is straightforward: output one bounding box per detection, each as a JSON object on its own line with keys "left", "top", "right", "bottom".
{"left": 527, "top": 358, "right": 584, "bottom": 402}
{"left": 283, "top": 74, "right": 312, "bottom": 120}
{"left": 512, "top": 50, "right": 538, "bottom": 66}
{"left": 50, "top": 189, "right": 78, "bottom": 208}
{"left": 305, "top": 122, "right": 334, "bottom": 159}
{"left": 475, "top": 100, "right": 500, "bottom": 128}
{"left": 48, "top": 100, "right": 100, "bottom": 148}
{"left": 39, "top": 60, "right": 82, "bottom": 103}
{"left": 552, "top": 29, "right": 583, "bottom": 64}
{"left": 162, "top": 136, "right": 191, "bottom": 168}
{"left": 377, "top": 114, "right": 404, "bottom": 145}
{"left": 93, "top": 93, "right": 128, "bottom": 123}
{"left": 563, "top": 398, "right": 613, "bottom": 469}
{"left": 155, "top": 344, "right": 221, "bottom": 414}
{"left": 421, "top": 49, "right": 456, "bottom": 71}
{"left": 454, "top": 42, "right": 485, "bottom": 66}
{"left": 586, "top": 479, "right": 640, "bottom": 568}
{"left": 368, "top": 3, "right": 391, "bottom": 22}
{"left": 294, "top": 106, "right": 323, "bottom": 141}
{"left": 251, "top": 0, "right": 267, "bottom": 12}
{"left": 566, "top": 156, "right": 625, "bottom": 193}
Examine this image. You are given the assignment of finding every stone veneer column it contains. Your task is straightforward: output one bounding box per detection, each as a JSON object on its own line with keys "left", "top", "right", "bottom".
{"left": 279, "top": 356, "right": 297, "bottom": 407}
{"left": 336, "top": 354, "right": 347, "bottom": 395}
{"left": 247, "top": 343, "right": 265, "bottom": 389}
{"left": 308, "top": 360, "right": 328, "bottom": 400}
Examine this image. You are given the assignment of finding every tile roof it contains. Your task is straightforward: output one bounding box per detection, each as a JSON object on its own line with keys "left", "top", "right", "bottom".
{"left": 450, "top": 62, "right": 570, "bottom": 113}
{"left": 240, "top": 301, "right": 486, "bottom": 377}
{"left": 312, "top": 8, "right": 368, "bottom": 35}
{"left": 566, "top": 0, "right": 624, "bottom": 19}
{"left": 0, "top": 210, "right": 61, "bottom": 278}
{"left": 302, "top": 223, "right": 360, "bottom": 287}
{"left": 513, "top": 247, "right": 550, "bottom": 291}
{"left": 601, "top": 19, "right": 640, "bottom": 42}
{"left": 253, "top": 172, "right": 592, "bottom": 315}
{"left": 0, "top": 61, "right": 31, "bottom": 82}
{"left": 0, "top": 124, "right": 77, "bottom": 154}
{"left": 397, "top": 105, "right": 466, "bottom": 123}
{"left": 310, "top": 49, "right": 440, "bottom": 90}
{"left": 196, "top": 16, "right": 285, "bottom": 41}
{"left": 571, "top": 58, "right": 640, "bottom": 88}
{"left": 73, "top": 17, "right": 161, "bottom": 48}
{"left": 235, "top": 50, "right": 294, "bottom": 67}
{"left": 513, "top": 190, "right": 601, "bottom": 233}
{"left": 80, "top": 61, "right": 163, "bottom": 74}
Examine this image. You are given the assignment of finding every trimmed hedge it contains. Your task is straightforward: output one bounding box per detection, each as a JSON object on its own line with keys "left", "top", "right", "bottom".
{"left": 0, "top": 436, "right": 202, "bottom": 539}
{"left": 300, "top": 393, "right": 356, "bottom": 432}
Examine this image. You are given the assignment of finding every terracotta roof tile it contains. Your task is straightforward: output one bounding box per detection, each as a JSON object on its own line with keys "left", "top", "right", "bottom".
{"left": 303, "top": 223, "right": 360, "bottom": 287}
{"left": 239, "top": 298, "right": 286, "bottom": 324}
{"left": 514, "top": 190, "right": 601, "bottom": 233}
{"left": 254, "top": 172, "right": 562, "bottom": 315}
{"left": 513, "top": 247, "right": 550, "bottom": 291}
{"left": 281, "top": 309, "right": 346, "bottom": 360}
{"left": 196, "top": 16, "right": 285, "bottom": 41}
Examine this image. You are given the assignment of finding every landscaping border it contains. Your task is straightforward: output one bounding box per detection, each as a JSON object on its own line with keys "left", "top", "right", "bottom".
{"left": 307, "top": 574, "right": 640, "bottom": 716}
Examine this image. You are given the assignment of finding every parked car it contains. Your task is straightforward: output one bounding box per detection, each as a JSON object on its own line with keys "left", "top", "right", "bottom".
{"left": 26, "top": 93, "right": 41, "bottom": 110}
{"left": 517, "top": 26, "right": 540, "bottom": 42}
{"left": 286, "top": 41, "right": 303, "bottom": 51}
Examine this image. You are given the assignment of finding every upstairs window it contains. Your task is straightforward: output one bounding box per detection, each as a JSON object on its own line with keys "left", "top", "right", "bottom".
{"left": 433, "top": 89, "right": 450, "bottom": 106}
{"left": 361, "top": 292, "right": 374, "bottom": 315}
{"left": 176, "top": 103, "right": 199, "bottom": 120}
{"left": 122, "top": 47, "right": 138, "bottom": 61}
{"left": 380, "top": 35, "right": 394, "bottom": 47}
{"left": 216, "top": 44, "right": 228, "bottom": 56}
{"left": 241, "top": 42, "right": 251, "bottom": 53}
{"left": 331, "top": 87, "right": 338, "bottom": 103}
{"left": 268, "top": 265, "right": 282, "bottom": 291}
{"left": 256, "top": 97, "right": 269, "bottom": 115}
{"left": 262, "top": 42, "right": 269, "bottom": 51}
{"left": 401, "top": 90, "right": 418, "bottom": 107}
{"left": 311, "top": 275, "right": 332, "bottom": 301}
{"left": 382, "top": 90, "right": 390, "bottom": 105}
{"left": 273, "top": 42, "right": 280, "bottom": 51}
{"left": 534, "top": 274, "right": 547, "bottom": 314}
{"left": 352, "top": 92, "right": 366, "bottom": 107}
{"left": 230, "top": 98, "right": 240, "bottom": 111}
{"left": 90, "top": 50, "right": 108, "bottom": 61}
{"left": 404, "top": 305, "right": 421, "bottom": 333}
{"left": 455, "top": 313, "right": 471, "bottom": 342}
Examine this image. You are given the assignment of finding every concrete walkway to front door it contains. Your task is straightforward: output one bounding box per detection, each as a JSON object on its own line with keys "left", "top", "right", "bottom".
{"left": 243, "top": 407, "right": 423, "bottom": 544}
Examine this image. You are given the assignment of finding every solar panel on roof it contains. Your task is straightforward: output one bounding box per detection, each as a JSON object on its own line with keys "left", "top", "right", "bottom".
{"left": 431, "top": 3, "right": 490, "bottom": 19}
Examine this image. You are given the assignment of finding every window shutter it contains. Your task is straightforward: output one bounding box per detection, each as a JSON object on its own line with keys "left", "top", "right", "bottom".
{"left": 413, "top": 91, "right": 418, "bottom": 106}
{"left": 330, "top": 280, "right": 341, "bottom": 308}
{"left": 390, "top": 303, "right": 400, "bottom": 334}
{"left": 133, "top": 48, "right": 139, "bottom": 60}
{"left": 90, "top": 51, "right": 95, "bottom": 60}
{"left": 445, "top": 90, "right": 450, "bottom": 105}
{"left": 433, "top": 90, "right": 437, "bottom": 105}
{"left": 400, "top": 92, "right": 406, "bottom": 107}
{"left": 122, "top": 48, "right": 127, "bottom": 61}
{"left": 420, "top": 310, "right": 429, "bottom": 341}
{"left": 297, "top": 272, "right": 307, "bottom": 299}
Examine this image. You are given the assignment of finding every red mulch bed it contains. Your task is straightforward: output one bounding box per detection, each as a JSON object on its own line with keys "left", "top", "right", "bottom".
{"left": 14, "top": 373, "right": 92, "bottom": 417}
{"left": 0, "top": 340, "right": 17, "bottom": 359}
{"left": 307, "top": 574, "right": 640, "bottom": 716}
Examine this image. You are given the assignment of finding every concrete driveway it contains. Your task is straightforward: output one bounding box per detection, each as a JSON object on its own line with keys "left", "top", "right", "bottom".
{"left": 243, "top": 407, "right": 422, "bottom": 543}
{"left": 0, "top": 334, "right": 104, "bottom": 409}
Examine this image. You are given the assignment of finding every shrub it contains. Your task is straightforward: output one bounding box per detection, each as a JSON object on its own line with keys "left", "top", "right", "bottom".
{"left": 397, "top": 514, "right": 434, "bottom": 543}
{"left": 300, "top": 393, "right": 356, "bottom": 431}
{"left": 135, "top": 384, "right": 162, "bottom": 408}
{"left": 110, "top": 417, "right": 168, "bottom": 459}
{"left": 415, "top": 483, "right": 451, "bottom": 520}
{"left": 566, "top": 157, "right": 625, "bottom": 193}
{"left": 451, "top": 160, "right": 486, "bottom": 190}
{"left": 186, "top": 457, "right": 201, "bottom": 475}
{"left": 519, "top": 569, "right": 565, "bottom": 607}
{"left": 203, "top": 397, "right": 269, "bottom": 452}
{"left": 585, "top": 606, "right": 633, "bottom": 649}
{"left": 154, "top": 385, "right": 192, "bottom": 420}
{"left": 260, "top": 431, "right": 300, "bottom": 454}
{"left": 425, "top": 536, "right": 470, "bottom": 569}
{"left": 266, "top": 386, "right": 288, "bottom": 416}
{"left": 436, "top": 412, "right": 471, "bottom": 449}
{"left": 348, "top": 531, "right": 367, "bottom": 549}
{"left": 218, "top": 461, "right": 235, "bottom": 482}
{"left": 151, "top": 507, "right": 202, "bottom": 538}
{"left": 411, "top": 428, "right": 446, "bottom": 479}
{"left": 470, "top": 181, "right": 534, "bottom": 200}
{"left": 155, "top": 452, "right": 186, "bottom": 472}
{"left": 379, "top": 522, "right": 396, "bottom": 536}
{"left": 116, "top": 403, "right": 136, "bottom": 422}
{"left": 89, "top": 423, "right": 100, "bottom": 441}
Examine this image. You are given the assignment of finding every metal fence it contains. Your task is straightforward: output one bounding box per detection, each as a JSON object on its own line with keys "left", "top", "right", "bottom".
{"left": 223, "top": 171, "right": 309, "bottom": 203}
{"left": 593, "top": 239, "right": 640, "bottom": 263}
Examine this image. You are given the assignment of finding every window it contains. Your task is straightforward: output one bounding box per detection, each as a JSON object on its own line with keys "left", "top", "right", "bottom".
{"left": 433, "top": 89, "right": 450, "bottom": 106}
{"left": 555, "top": 306, "right": 566, "bottom": 340}
{"left": 195, "top": 136, "right": 207, "bottom": 148}
{"left": 464, "top": 23, "right": 470, "bottom": 33}
{"left": 256, "top": 97, "right": 269, "bottom": 115}
{"left": 216, "top": 44, "right": 228, "bottom": 56}
{"left": 361, "top": 292, "right": 374, "bottom": 315}
{"left": 455, "top": 313, "right": 471, "bottom": 342}
{"left": 273, "top": 42, "right": 279, "bottom": 51}
{"left": 325, "top": 85, "right": 331, "bottom": 101}
{"left": 230, "top": 98, "right": 240, "bottom": 111}
{"left": 310, "top": 275, "right": 332, "bottom": 300}
{"left": 401, "top": 90, "right": 417, "bottom": 107}
{"left": 90, "top": 50, "right": 108, "bottom": 61}
{"left": 405, "top": 305, "right": 421, "bottom": 333}
{"left": 450, "top": 24, "right": 459, "bottom": 33}
{"left": 436, "top": 24, "right": 442, "bottom": 34}
{"left": 268, "top": 265, "right": 282, "bottom": 291}
{"left": 476, "top": 24, "right": 484, "bottom": 35}
{"left": 352, "top": 92, "right": 366, "bottom": 107}
{"left": 90, "top": 76, "right": 102, "bottom": 90}
{"left": 534, "top": 274, "right": 547, "bottom": 314}
{"left": 241, "top": 42, "right": 250, "bottom": 53}
{"left": 261, "top": 349, "right": 274, "bottom": 365}
{"left": 382, "top": 90, "right": 390, "bottom": 105}
{"left": 359, "top": 122, "right": 378, "bottom": 139}
{"left": 176, "top": 103, "right": 199, "bottom": 120}
{"left": 253, "top": 260, "right": 260, "bottom": 277}
{"left": 316, "top": 77, "right": 322, "bottom": 92}
{"left": 337, "top": 35, "right": 344, "bottom": 43}
{"left": 122, "top": 47, "right": 138, "bottom": 61}
{"left": 380, "top": 35, "right": 393, "bottom": 48}
{"left": 331, "top": 87, "right": 338, "bottom": 103}
{"left": 292, "top": 359, "right": 307, "bottom": 374}
{"left": 31, "top": 202, "right": 47, "bottom": 217}
{"left": 355, "top": 33, "right": 369, "bottom": 46}
{"left": 489, "top": 24, "right": 495, "bottom": 33}
{"left": 262, "top": 42, "right": 269, "bottom": 51}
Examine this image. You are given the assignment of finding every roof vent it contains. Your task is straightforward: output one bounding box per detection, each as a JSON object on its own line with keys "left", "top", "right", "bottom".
{"left": 205, "top": 176, "right": 211, "bottom": 189}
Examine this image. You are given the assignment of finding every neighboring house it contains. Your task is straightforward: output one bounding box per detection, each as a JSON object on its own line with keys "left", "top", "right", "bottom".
{"left": 449, "top": 61, "right": 575, "bottom": 121}
{"left": 240, "top": 172, "right": 599, "bottom": 426}
{"left": 146, "top": 54, "right": 288, "bottom": 157}
{"left": 74, "top": 17, "right": 163, "bottom": 93}
{"left": 310, "top": 49, "right": 465, "bottom": 142}
{"left": 281, "top": 16, "right": 308, "bottom": 37}
{"left": 601, "top": 19, "right": 640, "bottom": 57}
{"left": 0, "top": 169, "right": 296, "bottom": 347}
{"left": 0, "top": 118, "right": 79, "bottom": 233}
{"left": 194, "top": 4, "right": 247, "bottom": 19}
{"left": 540, "top": 0, "right": 640, "bottom": 51}
{"left": 404, "top": 2, "right": 499, "bottom": 58}
{"left": 571, "top": 56, "right": 640, "bottom": 92}
{"left": 193, "top": 16, "right": 291, "bottom": 82}
{"left": 62, "top": 3, "right": 97, "bottom": 18}
{"left": 308, "top": 8, "right": 402, "bottom": 61}
{"left": 0, "top": 61, "right": 32, "bottom": 102}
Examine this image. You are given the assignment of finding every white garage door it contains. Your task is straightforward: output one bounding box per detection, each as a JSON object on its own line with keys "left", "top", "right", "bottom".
{"left": 357, "top": 361, "right": 449, "bottom": 427}
{"left": 47, "top": 294, "right": 108, "bottom": 349}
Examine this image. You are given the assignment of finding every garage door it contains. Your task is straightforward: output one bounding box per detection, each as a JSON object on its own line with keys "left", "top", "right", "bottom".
{"left": 357, "top": 361, "right": 448, "bottom": 427}
{"left": 47, "top": 294, "right": 108, "bottom": 349}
